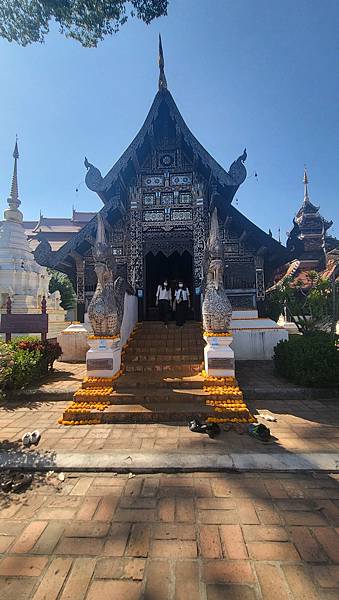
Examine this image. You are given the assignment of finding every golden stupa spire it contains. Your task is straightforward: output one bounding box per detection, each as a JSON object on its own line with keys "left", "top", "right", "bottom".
{"left": 4, "top": 137, "right": 23, "bottom": 223}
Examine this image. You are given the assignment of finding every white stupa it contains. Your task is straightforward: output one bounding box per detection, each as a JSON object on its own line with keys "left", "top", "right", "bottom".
{"left": 0, "top": 140, "right": 65, "bottom": 334}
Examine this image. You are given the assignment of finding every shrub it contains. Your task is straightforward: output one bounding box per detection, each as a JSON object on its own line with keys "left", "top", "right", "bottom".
{"left": 0, "top": 342, "right": 15, "bottom": 397}
{"left": 10, "top": 338, "right": 62, "bottom": 372}
{"left": 0, "top": 337, "right": 63, "bottom": 393}
{"left": 9, "top": 348, "right": 43, "bottom": 389}
{"left": 274, "top": 333, "right": 339, "bottom": 387}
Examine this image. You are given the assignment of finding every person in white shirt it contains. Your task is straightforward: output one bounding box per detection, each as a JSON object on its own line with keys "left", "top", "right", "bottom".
{"left": 155, "top": 280, "right": 172, "bottom": 326}
{"left": 174, "top": 281, "right": 190, "bottom": 326}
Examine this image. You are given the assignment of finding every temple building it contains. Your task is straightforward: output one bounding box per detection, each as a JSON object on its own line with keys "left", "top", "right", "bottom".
{"left": 34, "top": 39, "right": 288, "bottom": 323}
{"left": 23, "top": 210, "right": 96, "bottom": 253}
{"left": 272, "top": 169, "right": 338, "bottom": 290}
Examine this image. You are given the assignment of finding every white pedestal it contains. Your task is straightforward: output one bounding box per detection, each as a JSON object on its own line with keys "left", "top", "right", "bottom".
{"left": 86, "top": 337, "right": 121, "bottom": 378}
{"left": 203, "top": 335, "right": 235, "bottom": 377}
{"left": 230, "top": 313, "right": 289, "bottom": 360}
{"left": 57, "top": 323, "right": 89, "bottom": 362}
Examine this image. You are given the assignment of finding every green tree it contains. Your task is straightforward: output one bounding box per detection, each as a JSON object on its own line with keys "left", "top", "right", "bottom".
{"left": 48, "top": 269, "right": 76, "bottom": 311}
{"left": 0, "top": 1, "right": 168, "bottom": 47}
{"left": 269, "top": 271, "right": 339, "bottom": 335}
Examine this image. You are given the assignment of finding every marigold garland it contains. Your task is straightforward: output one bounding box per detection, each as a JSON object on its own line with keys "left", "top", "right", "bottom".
{"left": 88, "top": 335, "right": 119, "bottom": 340}
{"left": 201, "top": 369, "right": 256, "bottom": 425}
{"left": 200, "top": 370, "right": 237, "bottom": 385}
{"left": 74, "top": 387, "right": 112, "bottom": 395}
{"left": 58, "top": 325, "right": 136, "bottom": 425}
{"left": 203, "top": 331, "right": 232, "bottom": 337}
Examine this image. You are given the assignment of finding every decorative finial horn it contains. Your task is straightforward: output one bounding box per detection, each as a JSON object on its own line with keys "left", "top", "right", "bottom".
{"left": 158, "top": 34, "right": 167, "bottom": 91}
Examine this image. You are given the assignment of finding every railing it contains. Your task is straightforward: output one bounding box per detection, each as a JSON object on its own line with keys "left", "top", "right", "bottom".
{"left": 0, "top": 296, "right": 48, "bottom": 342}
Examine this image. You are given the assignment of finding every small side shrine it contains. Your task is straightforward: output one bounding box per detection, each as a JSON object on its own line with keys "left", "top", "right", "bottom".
{"left": 0, "top": 142, "right": 65, "bottom": 335}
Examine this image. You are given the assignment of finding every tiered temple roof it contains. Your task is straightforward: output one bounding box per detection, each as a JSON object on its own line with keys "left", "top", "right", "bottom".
{"left": 287, "top": 168, "right": 333, "bottom": 262}
{"left": 36, "top": 46, "right": 287, "bottom": 274}
{"left": 23, "top": 210, "right": 96, "bottom": 252}
{"left": 272, "top": 169, "right": 338, "bottom": 290}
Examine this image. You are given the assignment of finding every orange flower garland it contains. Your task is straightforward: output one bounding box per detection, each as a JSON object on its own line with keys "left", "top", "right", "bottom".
{"left": 57, "top": 325, "right": 144, "bottom": 426}
{"left": 88, "top": 335, "right": 119, "bottom": 340}
{"left": 203, "top": 331, "right": 232, "bottom": 337}
{"left": 201, "top": 370, "right": 256, "bottom": 425}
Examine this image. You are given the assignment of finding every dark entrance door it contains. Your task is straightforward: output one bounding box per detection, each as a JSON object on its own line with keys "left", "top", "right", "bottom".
{"left": 145, "top": 250, "right": 193, "bottom": 320}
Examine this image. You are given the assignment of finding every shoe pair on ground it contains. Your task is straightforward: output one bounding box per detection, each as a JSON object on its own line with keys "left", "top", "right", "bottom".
{"left": 1, "top": 472, "right": 33, "bottom": 493}
{"left": 22, "top": 431, "right": 41, "bottom": 447}
{"left": 248, "top": 423, "right": 271, "bottom": 443}
{"left": 188, "top": 418, "right": 221, "bottom": 439}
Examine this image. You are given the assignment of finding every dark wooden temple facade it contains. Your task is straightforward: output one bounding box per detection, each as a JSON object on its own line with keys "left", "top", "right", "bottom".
{"left": 35, "top": 40, "right": 287, "bottom": 321}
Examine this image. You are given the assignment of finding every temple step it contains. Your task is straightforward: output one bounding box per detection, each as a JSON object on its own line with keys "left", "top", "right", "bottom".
{"left": 64, "top": 321, "right": 208, "bottom": 425}
{"left": 114, "top": 374, "right": 205, "bottom": 390}
{"left": 125, "top": 364, "right": 202, "bottom": 374}
{"left": 108, "top": 389, "right": 210, "bottom": 404}
{"left": 126, "top": 354, "right": 202, "bottom": 363}
{"left": 63, "top": 401, "right": 213, "bottom": 424}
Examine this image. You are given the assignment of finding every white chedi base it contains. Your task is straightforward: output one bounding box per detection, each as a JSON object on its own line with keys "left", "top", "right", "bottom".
{"left": 203, "top": 335, "right": 235, "bottom": 377}
{"left": 86, "top": 337, "right": 121, "bottom": 378}
{"left": 230, "top": 310, "right": 288, "bottom": 360}
{"left": 0, "top": 217, "right": 66, "bottom": 331}
{"left": 57, "top": 323, "right": 90, "bottom": 363}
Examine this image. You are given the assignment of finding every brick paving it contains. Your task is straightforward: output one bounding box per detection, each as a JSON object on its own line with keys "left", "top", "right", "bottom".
{"left": 0, "top": 472, "right": 339, "bottom": 599}
{"left": 1, "top": 395, "right": 339, "bottom": 455}
{"left": 25, "top": 362, "right": 86, "bottom": 395}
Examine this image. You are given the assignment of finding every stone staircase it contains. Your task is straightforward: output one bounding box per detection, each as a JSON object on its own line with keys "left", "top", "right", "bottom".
{"left": 64, "top": 321, "right": 215, "bottom": 424}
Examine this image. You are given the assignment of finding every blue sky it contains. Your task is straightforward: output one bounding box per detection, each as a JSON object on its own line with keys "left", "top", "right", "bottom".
{"left": 0, "top": 0, "right": 338, "bottom": 242}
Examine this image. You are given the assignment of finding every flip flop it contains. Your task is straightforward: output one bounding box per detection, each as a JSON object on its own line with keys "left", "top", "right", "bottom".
{"left": 30, "top": 431, "right": 41, "bottom": 446}
{"left": 1, "top": 478, "right": 13, "bottom": 493}
{"left": 22, "top": 432, "right": 32, "bottom": 447}
{"left": 248, "top": 424, "right": 272, "bottom": 443}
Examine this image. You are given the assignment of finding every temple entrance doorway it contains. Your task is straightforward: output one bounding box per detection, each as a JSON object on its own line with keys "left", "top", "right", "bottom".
{"left": 144, "top": 250, "right": 193, "bottom": 321}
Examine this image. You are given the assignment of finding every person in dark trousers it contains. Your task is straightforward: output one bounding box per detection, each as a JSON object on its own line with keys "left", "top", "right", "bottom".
{"left": 174, "top": 281, "right": 190, "bottom": 326}
{"left": 155, "top": 279, "right": 172, "bottom": 327}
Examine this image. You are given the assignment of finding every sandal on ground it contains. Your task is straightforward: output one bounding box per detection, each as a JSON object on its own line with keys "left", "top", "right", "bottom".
{"left": 22, "top": 432, "right": 32, "bottom": 447}
{"left": 1, "top": 478, "right": 13, "bottom": 493}
{"left": 11, "top": 473, "right": 33, "bottom": 493}
{"left": 188, "top": 418, "right": 210, "bottom": 435}
{"left": 248, "top": 423, "right": 271, "bottom": 443}
{"left": 30, "top": 431, "right": 41, "bottom": 446}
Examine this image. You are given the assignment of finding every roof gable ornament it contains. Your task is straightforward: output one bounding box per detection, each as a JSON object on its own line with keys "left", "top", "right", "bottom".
{"left": 158, "top": 34, "right": 167, "bottom": 91}
{"left": 84, "top": 156, "right": 105, "bottom": 192}
{"left": 228, "top": 148, "right": 247, "bottom": 186}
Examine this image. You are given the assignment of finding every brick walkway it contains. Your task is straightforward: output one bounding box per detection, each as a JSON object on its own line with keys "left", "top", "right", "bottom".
{"left": 0, "top": 472, "right": 339, "bottom": 599}
{"left": 1, "top": 397, "right": 339, "bottom": 455}
{"left": 27, "top": 362, "right": 86, "bottom": 396}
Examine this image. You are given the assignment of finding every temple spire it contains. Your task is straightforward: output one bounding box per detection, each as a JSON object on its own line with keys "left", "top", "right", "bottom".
{"left": 158, "top": 34, "right": 167, "bottom": 91}
{"left": 4, "top": 137, "right": 23, "bottom": 223}
{"left": 303, "top": 166, "right": 310, "bottom": 203}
